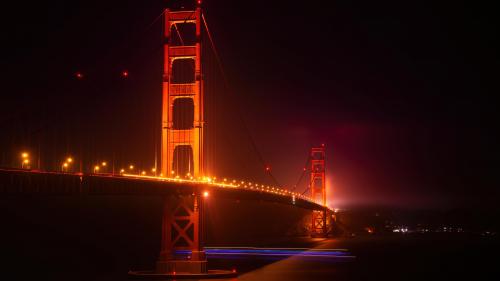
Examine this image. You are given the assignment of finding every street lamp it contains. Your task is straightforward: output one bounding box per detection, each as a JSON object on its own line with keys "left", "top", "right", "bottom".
{"left": 61, "top": 157, "right": 73, "bottom": 172}
{"left": 94, "top": 165, "right": 100, "bottom": 173}
{"left": 20, "top": 152, "right": 30, "bottom": 169}
{"left": 98, "top": 161, "right": 107, "bottom": 173}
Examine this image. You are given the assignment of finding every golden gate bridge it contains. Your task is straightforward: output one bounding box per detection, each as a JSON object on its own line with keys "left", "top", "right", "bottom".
{"left": 0, "top": 1, "right": 333, "bottom": 278}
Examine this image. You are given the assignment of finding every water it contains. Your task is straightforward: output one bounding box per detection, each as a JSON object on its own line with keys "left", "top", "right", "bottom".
{"left": 2, "top": 232, "right": 498, "bottom": 280}
{"left": 1, "top": 196, "right": 498, "bottom": 280}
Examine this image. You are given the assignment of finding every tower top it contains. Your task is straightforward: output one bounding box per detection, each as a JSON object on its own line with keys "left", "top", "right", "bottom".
{"left": 168, "top": 0, "right": 202, "bottom": 11}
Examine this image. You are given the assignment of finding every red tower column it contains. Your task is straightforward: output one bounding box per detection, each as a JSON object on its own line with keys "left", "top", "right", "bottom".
{"left": 157, "top": 3, "right": 207, "bottom": 274}
{"left": 130, "top": 2, "right": 236, "bottom": 278}
{"left": 310, "top": 145, "right": 328, "bottom": 237}
{"left": 161, "top": 7, "right": 204, "bottom": 179}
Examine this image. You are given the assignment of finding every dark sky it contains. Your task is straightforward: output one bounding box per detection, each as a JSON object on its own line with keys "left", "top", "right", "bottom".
{"left": 0, "top": 0, "right": 497, "bottom": 210}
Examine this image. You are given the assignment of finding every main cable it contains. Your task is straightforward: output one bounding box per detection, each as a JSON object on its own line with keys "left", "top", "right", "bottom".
{"left": 292, "top": 154, "right": 311, "bottom": 191}
{"left": 201, "top": 13, "right": 281, "bottom": 187}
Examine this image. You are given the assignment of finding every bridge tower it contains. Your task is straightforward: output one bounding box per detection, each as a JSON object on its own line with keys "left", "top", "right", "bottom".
{"left": 161, "top": 2, "right": 204, "bottom": 179}
{"left": 310, "top": 144, "right": 328, "bottom": 237}
{"left": 156, "top": 2, "right": 208, "bottom": 275}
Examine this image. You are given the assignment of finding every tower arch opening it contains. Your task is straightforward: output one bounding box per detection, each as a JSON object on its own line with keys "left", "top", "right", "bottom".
{"left": 172, "top": 145, "right": 194, "bottom": 176}
{"left": 170, "top": 23, "right": 197, "bottom": 46}
{"left": 172, "top": 98, "right": 194, "bottom": 129}
{"left": 171, "top": 58, "right": 195, "bottom": 84}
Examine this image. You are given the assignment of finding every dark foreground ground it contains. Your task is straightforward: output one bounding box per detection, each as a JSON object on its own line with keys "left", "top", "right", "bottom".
{"left": 221, "top": 234, "right": 500, "bottom": 281}
{"left": 0, "top": 195, "right": 499, "bottom": 280}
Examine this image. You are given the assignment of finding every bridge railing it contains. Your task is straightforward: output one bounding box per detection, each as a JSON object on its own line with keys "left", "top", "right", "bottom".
{"left": 0, "top": 168, "right": 329, "bottom": 211}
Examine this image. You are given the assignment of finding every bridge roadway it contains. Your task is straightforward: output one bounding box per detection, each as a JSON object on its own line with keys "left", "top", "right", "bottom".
{"left": 0, "top": 168, "right": 325, "bottom": 211}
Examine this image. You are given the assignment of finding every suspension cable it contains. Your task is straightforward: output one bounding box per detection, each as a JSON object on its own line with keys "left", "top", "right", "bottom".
{"left": 292, "top": 154, "right": 311, "bottom": 191}
{"left": 201, "top": 13, "right": 281, "bottom": 187}
{"left": 146, "top": 10, "right": 166, "bottom": 31}
{"left": 301, "top": 187, "right": 310, "bottom": 196}
{"left": 173, "top": 23, "right": 185, "bottom": 45}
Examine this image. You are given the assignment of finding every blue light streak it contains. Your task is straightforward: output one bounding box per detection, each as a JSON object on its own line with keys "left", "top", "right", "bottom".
{"left": 174, "top": 247, "right": 355, "bottom": 260}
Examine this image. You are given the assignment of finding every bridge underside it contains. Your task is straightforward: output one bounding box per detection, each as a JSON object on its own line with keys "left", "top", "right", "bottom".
{"left": 0, "top": 177, "right": 313, "bottom": 279}
{"left": 0, "top": 168, "right": 326, "bottom": 277}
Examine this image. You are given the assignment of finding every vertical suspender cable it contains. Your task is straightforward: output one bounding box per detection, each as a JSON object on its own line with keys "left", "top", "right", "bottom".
{"left": 201, "top": 13, "right": 281, "bottom": 187}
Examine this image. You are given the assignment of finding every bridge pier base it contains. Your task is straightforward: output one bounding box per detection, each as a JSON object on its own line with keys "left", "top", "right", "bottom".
{"left": 155, "top": 193, "right": 206, "bottom": 274}
{"left": 156, "top": 259, "right": 207, "bottom": 274}
{"left": 129, "top": 192, "right": 236, "bottom": 279}
{"left": 311, "top": 208, "right": 334, "bottom": 237}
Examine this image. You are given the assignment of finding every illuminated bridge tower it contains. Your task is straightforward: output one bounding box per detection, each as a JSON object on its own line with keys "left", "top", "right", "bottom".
{"left": 310, "top": 145, "right": 328, "bottom": 237}
{"left": 157, "top": 2, "right": 207, "bottom": 275}
{"left": 161, "top": 4, "right": 204, "bottom": 179}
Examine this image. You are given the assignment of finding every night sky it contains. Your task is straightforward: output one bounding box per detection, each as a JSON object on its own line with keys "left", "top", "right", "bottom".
{"left": 1, "top": 1, "right": 497, "bottom": 210}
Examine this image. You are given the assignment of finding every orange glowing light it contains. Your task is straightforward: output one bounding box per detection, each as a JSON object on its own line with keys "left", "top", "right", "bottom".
{"left": 101, "top": 162, "right": 107, "bottom": 166}
{"left": 203, "top": 191, "right": 209, "bottom": 197}
{"left": 67, "top": 157, "right": 73, "bottom": 163}
{"left": 21, "top": 152, "right": 29, "bottom": 158}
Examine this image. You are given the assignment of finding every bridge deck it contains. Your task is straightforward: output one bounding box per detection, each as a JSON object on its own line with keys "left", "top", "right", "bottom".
{"left": 0, "top": 168, "right": 325, "bottom": 211}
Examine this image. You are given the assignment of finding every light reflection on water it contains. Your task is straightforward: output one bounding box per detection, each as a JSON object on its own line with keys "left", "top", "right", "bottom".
{"left": 201, "top": 247, "right": 356, "bottom": 281}
{"left": 174, "top": 247, "right": 355, "bottom": 262}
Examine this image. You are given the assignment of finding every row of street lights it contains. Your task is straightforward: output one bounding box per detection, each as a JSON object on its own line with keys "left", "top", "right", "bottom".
{"left": 16, "top": 151, "right": 318, "bottom": 204}
{"left": 19, "top": 151, "right": 164, "bottom": 177}
{"left": 93, "top": 162, "right": 160, "bottom": 177}
{"left": 93, "top": 161, "right": 107, "bottom": 173}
